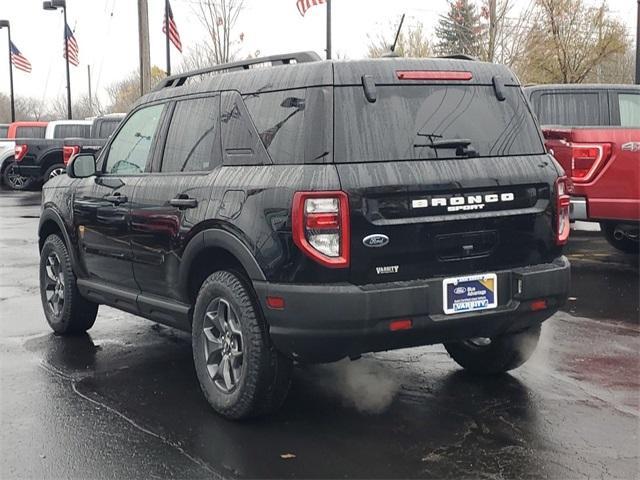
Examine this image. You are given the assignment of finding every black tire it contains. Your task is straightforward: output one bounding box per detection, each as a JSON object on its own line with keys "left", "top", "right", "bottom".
{"left": 43, "top": 164, "right": 66, "bottom": 183}
{"left": 600, "top": 222, "right": 639, "bottom": 255}
{"left": 192, "top": 270, "right": 292, "bottom": 420}
{"left": 39, "top": 234, "right": 98, "bottom": 334}
{"left": 444, "top": 324, "right": 541, "bottom": 375}
{"left": 2, "top": 161, "right": 33, "bottom": 190}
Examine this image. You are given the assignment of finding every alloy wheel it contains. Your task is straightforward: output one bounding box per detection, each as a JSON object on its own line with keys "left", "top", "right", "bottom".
{"left": 43, "top": 252, "right": 65, "bottom": 317}
{"left": 6, "top": 165, "right": 28, "bottom": 190}
{"left": 48, "top": 168, "right": 66, "bottom": 180}
{"left": 202, "top": 297, "right": 244, "bottom": 393}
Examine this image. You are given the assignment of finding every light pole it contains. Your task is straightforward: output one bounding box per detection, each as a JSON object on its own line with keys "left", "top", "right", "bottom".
{"left": 43, "top": 0, "right": 72, "bottom": 119}
{"left": 0, "top": 20, "right": 15, "bottom": 122}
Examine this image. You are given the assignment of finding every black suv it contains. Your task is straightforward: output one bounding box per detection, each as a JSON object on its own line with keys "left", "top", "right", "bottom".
{"left": 38, "top": 52, "right": 571, "bottom": 419}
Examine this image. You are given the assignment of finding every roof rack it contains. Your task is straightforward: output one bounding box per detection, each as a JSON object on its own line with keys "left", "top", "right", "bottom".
{"left": 438, "top": 54, "right": 477, "bottom": 61}
{"left": 154, "top": 51, "right": 322, "bottom": 91}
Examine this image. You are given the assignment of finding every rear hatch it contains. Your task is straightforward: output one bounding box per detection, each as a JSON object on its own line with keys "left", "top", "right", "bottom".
{"left": 333, "top": 59, "right": 562, "bottom": 285}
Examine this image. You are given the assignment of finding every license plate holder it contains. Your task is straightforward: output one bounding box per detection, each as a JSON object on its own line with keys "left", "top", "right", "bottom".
{"left": 442, "top": 273, "right": 498, "bottom": 315}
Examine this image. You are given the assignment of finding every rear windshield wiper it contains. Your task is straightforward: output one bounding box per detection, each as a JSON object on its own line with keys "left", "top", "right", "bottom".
{"left": 414, "top": 135, "right": 478, "bottom": 158}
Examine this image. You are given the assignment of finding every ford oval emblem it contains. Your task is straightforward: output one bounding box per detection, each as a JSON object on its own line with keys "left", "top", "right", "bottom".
{"left": 454, "top": 286, "right": 467, "bottom": 295}
{"left": 363, "top": 234, "right": 389, "bottom": 248}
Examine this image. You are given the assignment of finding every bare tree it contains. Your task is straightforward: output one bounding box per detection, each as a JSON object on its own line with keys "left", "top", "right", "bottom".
{"left": 186, "top": 0, "right": 245, "bottom": 69}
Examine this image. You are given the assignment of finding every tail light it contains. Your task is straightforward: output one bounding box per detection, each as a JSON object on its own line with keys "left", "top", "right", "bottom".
{"left": 569, "top": 143, "right": 611, "bottom": 183}
{"left": 555, "top": 176, "right": 571, "bottom": 246}
{"left": 14, "top": 144, "right": 28, "bottom": 162}
{"left": 292, "top": 191, "right": 350, "bottom": 268}
{"left": 63, "top": 145, "right": 80, "bottom": 165}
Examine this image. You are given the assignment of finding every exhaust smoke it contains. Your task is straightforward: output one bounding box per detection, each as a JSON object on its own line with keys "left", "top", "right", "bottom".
{"left": 311, "top": 357, "right": 400, "bottom": 414}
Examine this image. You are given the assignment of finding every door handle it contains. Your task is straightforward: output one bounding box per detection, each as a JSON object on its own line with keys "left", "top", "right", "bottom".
{"left": 104, "top": 193, "right": 127, "bottom": 205}
{"left": 169, "top": 197, "right": 198, "bottom": 209}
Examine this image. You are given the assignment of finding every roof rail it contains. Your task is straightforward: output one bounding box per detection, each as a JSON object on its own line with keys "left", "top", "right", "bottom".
{"left": 438, "top": 54, "right": 477, "bottom": 61}
{"left": 154, "top": 51, "right": 322, "bottom": 91}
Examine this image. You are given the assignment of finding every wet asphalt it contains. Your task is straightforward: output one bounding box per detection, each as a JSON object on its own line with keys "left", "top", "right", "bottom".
{"left": 0, "top": 188, "right": 638, "bottom": 479}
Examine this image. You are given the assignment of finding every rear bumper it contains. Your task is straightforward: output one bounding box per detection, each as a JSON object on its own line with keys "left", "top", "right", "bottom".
{"left": 255, "top": 256, "right": 571, "bottom": 363}
{"left": 570, "top": 195, "right": 640, "bottom": 222}
{"left": 570, "top": 196, "right": 588, "bottom": 221}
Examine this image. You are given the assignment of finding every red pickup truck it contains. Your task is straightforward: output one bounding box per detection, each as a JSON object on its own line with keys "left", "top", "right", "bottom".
{"left": 525, "top": 84, "right": 640, "bottom": 254}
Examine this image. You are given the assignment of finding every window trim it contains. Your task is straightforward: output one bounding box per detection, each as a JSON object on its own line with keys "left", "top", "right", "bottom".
{"left": 153, "top": 93, "right": 223, "bottom": 175}
{"left": 99, "top": 102, "right": 168, "bottom": 177}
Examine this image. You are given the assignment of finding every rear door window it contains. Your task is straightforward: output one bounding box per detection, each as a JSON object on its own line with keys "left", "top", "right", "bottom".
{"left": 0, "top": 126, "right": 8, "bottom": 138}
{"left": 15, "top": 126, "right": 46, "bottom": 138}
{"left": 536, "top": 92, "right": 602, "bottom": 126}
{"left": 161, "top": 96, "right": 221, "bottom": 173}
{"left": 220, "top": 91, "right": 269, "bottom": 166}
{"left": 617, "top": 93, "right": 640, "bottom": 127}
{"left": 334, "top": 85, "right": 544, "bottom": 163}
{"left": 53, "top": 124, "right": 91, "bottom": 138}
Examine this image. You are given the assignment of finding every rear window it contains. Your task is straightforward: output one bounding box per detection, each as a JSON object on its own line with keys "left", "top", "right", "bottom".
{"left": 335, "top": 85, "right": 544, "bottom": 163}
{"left": 536, "top": 92, "right": 601, "bottom": 126}
{"left": 618, "top": 93, "right": 640, "bottom": 127}
{"left": 53, "top": 124, "right": 91, "bottom": 139}
{"left": 0, "top": 126, "right": 7, "bottom": 138}
{"left": 15, "top": 126, "right": 46, "bottom": 138}
{"left": 97, "top": 120, "right": 121, "bottom": 139}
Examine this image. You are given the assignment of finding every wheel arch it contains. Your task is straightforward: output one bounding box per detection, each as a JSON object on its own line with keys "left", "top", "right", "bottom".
{"left": 179, "top": 229, "right": 266, "bottom": 304}
{"left": 40, "top": 151, "right": 65, "bottom": 175}
{"left": 38, "top": 208, "right": 81, "bottom": 275}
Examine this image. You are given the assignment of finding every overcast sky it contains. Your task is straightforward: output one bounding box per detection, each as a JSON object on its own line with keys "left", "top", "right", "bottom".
{"left": 0, "top": 0, "right": 637, "bottom": 109}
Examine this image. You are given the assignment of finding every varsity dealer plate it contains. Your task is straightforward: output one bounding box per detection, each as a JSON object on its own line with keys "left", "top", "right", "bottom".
{"left": 442, "top": 273, "right": 498, "bottom": 315}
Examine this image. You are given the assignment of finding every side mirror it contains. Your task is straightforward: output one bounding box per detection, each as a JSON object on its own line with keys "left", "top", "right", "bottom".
{"left": 67, "top": 154, "right": 97, "bottom": 178}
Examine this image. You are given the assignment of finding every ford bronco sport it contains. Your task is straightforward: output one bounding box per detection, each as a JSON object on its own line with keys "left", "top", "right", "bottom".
{"left": 38, "top": 52, "right": 571, "bottom": 419}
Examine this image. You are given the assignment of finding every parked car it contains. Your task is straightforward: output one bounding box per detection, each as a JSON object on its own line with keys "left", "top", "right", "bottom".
{"left": 1, "top": 121, "right": 48, "bottom": 189}
{"left": 62, "top": 113, "right": 125, "bottom": 164}
{"left": 11, "top": 120, "right": 92, "bottom": 188}
{"left": 525, "top": 84, "right": 640, "bottom": 253}
{"left": 39, "top": 52, "right": 571, "bottom": 419}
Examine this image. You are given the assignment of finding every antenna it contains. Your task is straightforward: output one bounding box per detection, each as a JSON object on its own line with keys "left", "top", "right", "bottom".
{"left": 390, "top": 14, "right": 406, "bottom": 53}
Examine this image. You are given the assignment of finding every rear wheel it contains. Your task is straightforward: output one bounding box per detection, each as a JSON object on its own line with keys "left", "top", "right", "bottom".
{"left": 3, "top": 162, "right": 33, "bottom": 190}
{"left": 39, "top": 234, "right": 98, "bottom": 334}
{"left": 44, "top": 164, "right": 66, "bottom": 183}
{"left": 192, "top": 270, "right": 292, "bottom": 419}
{"left": 444, "top": 324, "right": 541, "bottom": 375}
{"left": 600, "top": 222, "right": 639, "bottom": 254}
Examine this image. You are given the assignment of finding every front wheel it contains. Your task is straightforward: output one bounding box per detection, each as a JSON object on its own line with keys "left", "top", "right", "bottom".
{"left": 39, "top": 234, "right": 98, "bottom": 334}
{"left": 444, "top": 324, "right": 541, "bottom": 375}
{"left": 3, "top": 162, "right": 33, "bottom": 190}
{"left": 192, "top": 270, "right": 292, "bottom": 419}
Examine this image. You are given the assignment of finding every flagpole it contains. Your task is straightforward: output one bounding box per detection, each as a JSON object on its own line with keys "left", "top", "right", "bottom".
{"left": 63, "top": 6, "right": 72, "bottom": 119}
{"left": 165, "top": 0, "right": 171, "bottom": 76}
{"left": 326, "top": 0, "right": 332, "bottom": 60}
{"left": 0, "top": 21, "right": 15, "bottom": 121}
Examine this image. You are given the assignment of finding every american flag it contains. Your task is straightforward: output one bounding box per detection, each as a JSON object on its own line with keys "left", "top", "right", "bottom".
{"left": 9, "top": 41, "right": 32, "bottom": 73}
{"left": 297, "top": 0, "right": 326, "bottom": 16}
{"left": 63, "top": 23, "right": 79, "bottom": 67}
{"left": 163, "top": 1, "right": 183, "bottom": 52}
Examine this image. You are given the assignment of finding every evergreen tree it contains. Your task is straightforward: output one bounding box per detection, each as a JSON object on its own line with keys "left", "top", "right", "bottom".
{"left": 435, "top": 0, "right": 483, "bottom": 58}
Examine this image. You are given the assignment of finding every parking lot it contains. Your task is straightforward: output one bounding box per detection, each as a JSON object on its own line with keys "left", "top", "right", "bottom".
{"left": 0, "top": 187, "right": 638, "bottom": 479}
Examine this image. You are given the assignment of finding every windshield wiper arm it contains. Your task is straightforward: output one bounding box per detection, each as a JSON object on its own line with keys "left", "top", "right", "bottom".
{"left": 429, "top": 138, "right": 472, "bottom": 149}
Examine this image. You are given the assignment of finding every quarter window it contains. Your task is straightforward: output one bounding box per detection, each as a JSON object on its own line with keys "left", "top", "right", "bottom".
{"left": 243, "top": 89, "right": 306, "bottom": 164}
{"left": 104, "top": 104, "right": 164, "bottom": 175}
{"left": 161, "top": 96, "right": 221, "bottom": 173}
